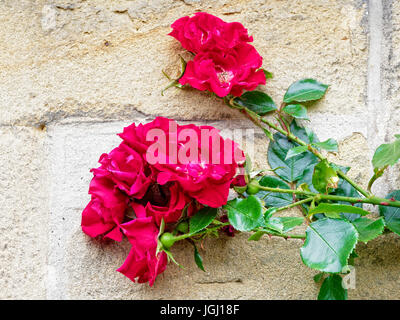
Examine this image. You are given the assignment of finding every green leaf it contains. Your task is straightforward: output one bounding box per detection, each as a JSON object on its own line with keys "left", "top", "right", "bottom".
{"left": 224, "top": 195, "right": 264, "bottom": 232}
{"left": 283, "top": 79, "right": 329, "bottom": 103}
{"left": 291, "top": 120, "right": 316, "bottom": 142}
{"left": 262, "top": 69, "right": 274, "bottom": 79}
{"left": 312, "top": 159, "right": 339, "bottom": 193}
{"left": 164, "top": 248, "right": 184, "bottom": 268}
{"left": 348, "top": 250, "right": 358, "bottom": 266}
{"left": 283, "top": 104, "right": 309, "bottom": 119}
{"left": 300, "top": 218, "right": 358, "bottom": 273}
{"left": 330, "top": 163, "right": 350, "bottom": 174}
{"left": 268, "top": 122, "right": 319, "bottom": 183}
{"left": 247, "top": 214, "right": 303, "bottom": 240}
{"left": 313, "top": 273, "right": 325, "bottom": 283}
{"left": 258, "top": 176, "right": 292, "bottom": 208}
{"left": 248, "top": 230, "right": 266, "bottom": 241}
{"left": 352, "top": 217, "right": 384, "bottom": 243}
{"left": 262, "top": 222, "right": 282, "bottom": 233}
{"left": 234, "top": 185, "right": 247, "bottom": 194}
{"left": 156, "top": 218, "right": 166, "bottom": 256}
{"left": 372, "top": 137, "right": 400, "bottom": 169}
{"left": 309, "top": 203, "right": 370, "bottom": 217}
{"left": 379, "top": 190, "right": 400, "bottom": 235}
{"left": 318, "top": 274, "right": 347, "bottom": 300}
{"left": 285, "top": 145, "right": 309, "bottom": 160}
{"left": 296, "top": 163, "right": 318, "bottom": 193}
{"left": 313, "top": 138, "right": 338, "bottom": 152}
{"left": 189, "top": 207, "right": 218, "bottom": 235}
{"left": 158, "top": 218, "right": 165, "bottom": 237}
{"left": 281, "top": 217, "right": 305, "bottom": 232}
{"left": 266, "top": 217, "right": 304, "bottom": 233}
{"left": 297, "top": 163, "right": 351, "bottom": 200}
{"left": 193, "top": 245, "right": 205, "bottom": 272}
{"left": 304, "top": 127, "right": 318, "bottom": 144}
{"left": 264, "top": 207, "right": 278, "bottom": 220}
{"left": 233, "top": 91, "right": 277, "bottom": 115}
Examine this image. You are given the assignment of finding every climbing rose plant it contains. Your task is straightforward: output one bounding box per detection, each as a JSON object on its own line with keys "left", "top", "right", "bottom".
{"left": 82, "top": 12, "right": 400, "bottom": 300}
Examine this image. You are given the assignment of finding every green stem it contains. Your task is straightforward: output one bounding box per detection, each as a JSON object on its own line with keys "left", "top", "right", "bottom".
{"left": 367, "top": 175, "right": 378, "bottom": 193}
{"left": 319, "top": 194, "right": 400, "bottom": 207}
{"left": 258, "top": 185, "right": 315, "bottom": 196}
{"left": 242, "top": 106, "right": 323, "bottom": 158}
{"left": 238, "top": 105, "right": 372, "bottom": 198}
{"left": 367, "top": 165, "right": 388, "bottom": 193}
{"left": 275, "top": 197, "right": 314, "bottom": 212}
{"left": 281, "top": 233, "right": 306, "bottom": 239}
{"left": 173, "top": 222, "right": 231, "bottom": 242}
{"left": 256, "top": 185, "right": 400, "bottom": 208}
{"left": 260, "top": 229, "right": 306, "bottom": 239}
{"left": 337, "top": 170, "right": 370, "bottom": 198}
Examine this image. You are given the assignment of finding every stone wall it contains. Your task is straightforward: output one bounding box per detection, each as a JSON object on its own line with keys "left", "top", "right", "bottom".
{"left": 1, "top": 0, "right": 400, "bottom": 299}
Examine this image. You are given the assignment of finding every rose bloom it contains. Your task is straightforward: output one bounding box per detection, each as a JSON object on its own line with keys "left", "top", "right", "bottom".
{"left": 169, "top": 12, "right": 253, "bottom": 54}
{"left": 81, "top": 117, "right": 245, "bottom": 286}
{"left": 91, "top": 143, "right": 153, "bottom": 199}
{"left": 81, "top": 176, "right": 127, "bottom": 241}
{"left": 120, "top": 117, "right": 245, "bottom": 207}
{"left": 131, "top": 182, "right": 190, "bottom": 225}
{"left": 179, "top": 43, "right": 266, "bottom": 97}
{"left": 118, "top": 216, "right": 167, "bottom": 286}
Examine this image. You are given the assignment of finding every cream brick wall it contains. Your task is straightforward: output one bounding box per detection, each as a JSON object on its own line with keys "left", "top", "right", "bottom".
{"left": 1, "top": 0, "right": 400, "bottom": 299}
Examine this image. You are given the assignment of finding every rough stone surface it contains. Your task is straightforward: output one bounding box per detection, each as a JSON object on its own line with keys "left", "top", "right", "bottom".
{"left": 1, "top": 0, "right": 400, "bottom": 299}
{"left": 0, "top": 0, "right": 367, "bottom": 127}
{"left": 382, "top": 0, "right": 400, "bottom": 193}
{"left": 0, "top": 127, "right": 48, "bottom": 299}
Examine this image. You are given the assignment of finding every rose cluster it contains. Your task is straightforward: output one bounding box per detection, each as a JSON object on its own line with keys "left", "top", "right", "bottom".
{"left": 169, "top": 12, "right": 266, "bottom": 97}
{"left": 81, "top": 117, "right": 244, "bottom": 286}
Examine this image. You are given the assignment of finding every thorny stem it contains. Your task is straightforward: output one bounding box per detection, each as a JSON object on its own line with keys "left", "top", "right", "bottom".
{"left": 275, "top": 197, "right": 314, "bottom": 212}
{"left": 221, "top": 97, "right": 400, "bottom": 214}
{"left": 337, "top": 170, "right": 370, "bottom": 198}
{"left": 172, "top": 219, "right": 306, "bottom": 243}
{"left": 278, "top": 233, "right": 306, "bottom": 239}
{"left": 173, "top": 222, "right": 231, "bottom": 242}
{"left": 231, "top": 101, "right": 372, "bottom": 198}
{"left": 256, "top": 184, "right": 400, "bottom": 208}
{"left": 242, "top": 106, "right": 324, "bottom": 158}
{"left": 367, "top": 166, "right": 388, "bottom": 193}
{"left": 261, "top": 231, "right": 306, "bottom": 239}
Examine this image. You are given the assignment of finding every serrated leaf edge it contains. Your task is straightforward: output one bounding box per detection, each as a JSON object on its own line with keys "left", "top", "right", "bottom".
{"left": 300, "top": 218, "right": 359, "bottom": 273}
{"left": 351, "top": 217, "right": 385, "bottom": 243}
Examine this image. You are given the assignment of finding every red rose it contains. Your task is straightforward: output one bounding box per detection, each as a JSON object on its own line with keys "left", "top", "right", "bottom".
{"left": 131, "top": 182, "right": 189, "bottom": 225}
{"left": 91, "top": 143, "right": 152, "bottom": 199}
{"left": 118, "top": 217, "right": 167, "bottom": 286}
{"left": 231, "top": 164, "right": 246, "bottom": 187}
{"left": 162, "top": 121, "right": 244, "bottom": 207}
{"left": 81, "top": 117, "right": 245, "bottom": 286}
{"left": 179, "top": 43, "right": 266, "bottom": 97}
{"left": 120, "top": 117, "right": 244, "bottom": 207}
{"left": 169, "top": 12, "right": 253, "bottom": 54}
{"left": 81, "top": 176, "right": 127, "bottom": 241}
